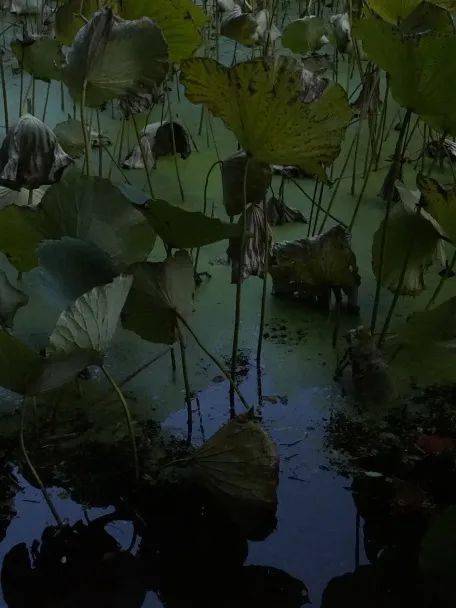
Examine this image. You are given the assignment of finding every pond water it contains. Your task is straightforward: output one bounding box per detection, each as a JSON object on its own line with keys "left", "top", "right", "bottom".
{"left": 0, "top": 3, "right": 455, "bottom": 607}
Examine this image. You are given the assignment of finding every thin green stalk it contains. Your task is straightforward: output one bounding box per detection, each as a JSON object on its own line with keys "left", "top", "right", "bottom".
{"left": 166, "top": 88, "right": 185, "bottom": 202}
{"left": 0, "top": 51, "right": 9, "bottom": 130}
{"left": 96, "top": 109, "right": 103, "bottom": 177}
{"left": 194, "top": 160, "right": 222, "bottom": 276}
{"left": 176, "top": 314, "right": 249, "bottom": 410}
{"left": 42, "top": 81, "right": 51, "bottom": 122}
{"left": 371, "top": 109, "right": 412, "bottom": 333}
{"left": 80, "top": 80, "right": 91, "bottom": 176}
{"left": 319, "top": 136, "right": 356, "bottom": 233}
{"left": 177, "top": 329, "right": 193, "bottom": 445}
{"left": 20, "top": 398, "right": 63, "bottom": 527}
{"left": 257, "top": 197, "right": 270, "bottom": 364}
{"left": 131, "top": 113, "right": 155, "bottom": 200}
{"left": 101, "top": 365, "right": 139, "bottom": 482}
{"left": 230, "top": 157, "right": 250, "bottom": 411}
{"left": 348, "top": 150, "right": 375, "bottom": 231}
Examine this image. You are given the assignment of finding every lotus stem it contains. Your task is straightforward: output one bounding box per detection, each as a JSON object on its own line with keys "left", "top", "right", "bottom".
{"left": 319, "top": 136, "right": 356, "bottom": 233}
{"left": 101, "top": 365, "right": 139, "bottom": 483}
{"left": 96, "top": 109, "right": 103, "bottom": 177}
{"left": 426, "top": 249, "right": 456, "bottom": 311}
{"left": 289, "top": 176, "right": 348, "bottom": 229}
{"left": 375, "top": 77, "right": 390, "bottom": 170}
{"left": 42, "top": 81, "right": 51, "bottom": 122}
{"left": 230, "top": 156, "right": 250, "bottom": 412}
{"left": 371, "top": 109, "right": 412, "bottom": 333}
{"left": 194, "top": 159, "right": 222, "bottom": 277}
{"left": 0, "top": 50, "right": 9, "bottom": 131}
{"left": 351, "top": 120, "right": 361, "bottom": 196}
{"left": 20, "top": 397, "right": 63, "bottom": 528}
{"left": 256, "top": 197, "right": 270, "bottom": 365}
{"left": 348, "top": 149, "right": 375, "bottom": 231}
{"left": 131, "top": 112, "right": 155, "bottom": 200}
{"left": 177, "top": 327, "right": 193, "bottom": 446}
{"left": 166, "top": 87, "right": 185, "bottom": 202}
{"left": 177, "top": 314, "right": 249, "bottom": 410}
{"left": 80, "top": 79, "right": 91, "bottom": 176}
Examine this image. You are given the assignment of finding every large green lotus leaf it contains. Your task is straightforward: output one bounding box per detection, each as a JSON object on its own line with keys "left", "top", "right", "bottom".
{"left": 355, "top": 14, "right": 456, "bottom": 135}
{"left": 181, "top": 56, "right": 352, "bottom": 180}
{"left": 121, "top": 0, "right": 207, "bottom": 63}
{"left": 0, "top": 175, "right": 156, "bottom": 272}
{"left": 140, "top": 199, "right": 242, "bottom": 248}
{"left": 0, "top": 270, "right": 28, "bottom": 328}
{"left": 397, "top": 296, "right": 456, "bottom": 349}
{"left": 282, "top": 17, "right": 328, "bottom": 54}
{"left": 63, "top": 8, "right": 169, "bottom": 107}
{"left": 372, "top": 190, "right": 443, "bottom": 295}
{"left": 48, "top": 275, "right": 133, "bottom": 356}
{"left": 0, "top": 330, "right": 41, "bottom": 394}
{"left": 367, "top": 0, "right": 456, "bottom": 23}
{"left": 417, "top": 174, "right": 456, "bottom": 244}
{"left": 38, "top": 237, "right": 118, "bottom": 303}
{"left": 123, "top": 250, "right": 194, "bottom": 345}
{"left": 11, "top": 36, "right": 64, "bottom": 82}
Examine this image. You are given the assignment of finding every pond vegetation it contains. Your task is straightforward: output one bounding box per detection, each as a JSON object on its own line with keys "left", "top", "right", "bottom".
{"left": 0, "top": 0, "right": 455, "bottom": 606}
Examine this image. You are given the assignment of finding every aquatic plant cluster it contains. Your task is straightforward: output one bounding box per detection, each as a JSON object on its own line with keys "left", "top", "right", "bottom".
{"left": 0, "top": 0, "right": 455, "bottom": 605}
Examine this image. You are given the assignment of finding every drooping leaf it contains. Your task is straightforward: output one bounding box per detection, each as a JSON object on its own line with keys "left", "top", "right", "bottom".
{"left": 181, "top": 56, "right": 352, "bottom": 180}
{"left": 0, "top": 114, "right": 73, "bottom": 190}
{"left": 418, "top": 174, "right": 456, "bottom": 244}
{"left": 121, "top": 0, "right": 207, "bottom": 63}
{"left": 122, "top": 121, "right": 191, "bottom": 169}
{"left": 54, "top": 118, "right": 89, "bottom": 157}
{"left": 354, "top": 10, "right": 456, "bottom": 135}
{"left": 11, "top": 36, "right": 63, "bottom": 82}
{"left": 282, "top": 16, "right": 329, "bottom": 54}
{"left": 180, "top": 415, "right": 279, "bottom": 538}
{"left": 63, "top": 8, "right": 169, "bottom": 107}
{"left": 123, "top": 250, "right": 194, "bottom": 345}
{"left": 139, "top": 199, "right": 242, "bottom": 248}
{"left": 48, "top": 275, "right": 133, "bottom": 356}
{"left": 372, "top": 185, "right": 444, "bottom": 295}
{"left": 221, "top": 151, "right": 271, "bottom": 217}
{"left": 0, "top": 271, "right": 28, "bottom": 328}
{"left": 0, "top": 175, "right": 156, "bottom": 272}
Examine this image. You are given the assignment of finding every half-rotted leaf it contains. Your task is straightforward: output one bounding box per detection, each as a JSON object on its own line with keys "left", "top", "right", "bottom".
{"left": 48, "top": 275, "right": 133, "bottom": 356}
{"left": 0, "top": 271, "right": 28, "bottom": 328}
{"left": 282, "top": 16, "right": 329, "bottom": 54}
{"left": 63, "top": 8, "right": 169, "bottom": 107}
{"left": 140, "top": 199, "right": 242, "bottom": 248}
{"left": 121, "top": 0, "right": 207, "bottom": 63}
{"left": 179, "top": 414, "right": 279, "bottom": 538}
{"left": 0, "top": 175, "right": 156, "bottom": 272}
{"left": 123, "top": 250, "right": 194, "bottom": 345}
{"left": 181, "top": 56, "right": 352, "bottom": 180}
{"left": 418, "top": 174, "right": 456, "bottom": 244}
{"left": 372, "top": 184, "right": 444, "bottom": 295}
{"left": 11, "top": 36, "right": 63, "bottom": 82}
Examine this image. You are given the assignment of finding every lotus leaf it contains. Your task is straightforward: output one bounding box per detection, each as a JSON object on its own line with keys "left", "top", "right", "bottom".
{"left": 11, "top": 36, "right": 63, "bottom": 82}
{"left": 417, "top": 174, "right": 456, "bottom": 244}
{"left": 282, "top": 16, "right": 329, "bottom": 54}
{"left": 221, "top": 151, "right": 271, "bottom": 217}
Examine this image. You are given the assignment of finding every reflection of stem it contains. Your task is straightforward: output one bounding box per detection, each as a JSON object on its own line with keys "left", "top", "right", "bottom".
{"left": 20, "top": 398, "right": 63, "bottom": 527}
{"left": 371, "top": 109, "right": 412, "bottom": 333}
{"left": 177, "top": 328, "right": 193, "bottom": 446}
{"left": 426, "top": 249, "right": 456, "bottom": 311}
{"left": 131, "top": 113, "right": 155, "bottom": 200}
{"left": 176, "top": 314, "right": 249, "bottom": 410}
{"left": 257, "top": 198, "right": 269, "bottom": 365}
{"left": 80, "top": 79, "right": 91, "bottom": 177}
{"left": 101, "top": 365, "right": 139, "bottom": 482}
{"left": 230, "top": 157, "right": 250, "bottom": 413}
